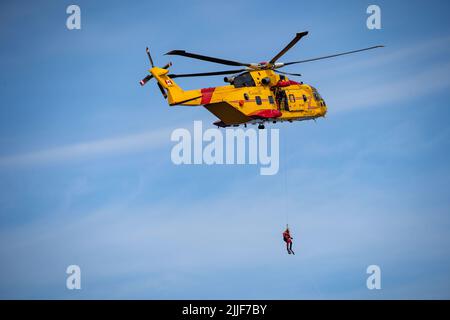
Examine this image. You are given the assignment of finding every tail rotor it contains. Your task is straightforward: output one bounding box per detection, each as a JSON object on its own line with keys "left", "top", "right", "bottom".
{"left": 139, "top": 46, "right": 171, "bottom": 99}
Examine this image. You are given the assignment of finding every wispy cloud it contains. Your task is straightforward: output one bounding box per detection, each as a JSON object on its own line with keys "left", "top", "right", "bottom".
{"left": 304, "top": 35, "right": 450, "bottom": 113}
{"left": 328, "top": 61, "right": 450, "bottom": 112}
{"left": 312, "top": 35, "right": 450, "bottom": 79}
{"left": 0, "top": 128, "right": 171, "bottom": 167}
{"left": 1, "top": 163, "right": 449, "bottom": 299}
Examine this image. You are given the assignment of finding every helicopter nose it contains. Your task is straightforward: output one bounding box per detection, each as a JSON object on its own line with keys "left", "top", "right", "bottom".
{"left": 321, "top": 100, "right": 327, "bottom": 116}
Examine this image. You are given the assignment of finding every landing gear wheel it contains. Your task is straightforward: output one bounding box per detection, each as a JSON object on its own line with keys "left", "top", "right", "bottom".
{"left": 258, "top": 124, "right": 265, "bottom": 130}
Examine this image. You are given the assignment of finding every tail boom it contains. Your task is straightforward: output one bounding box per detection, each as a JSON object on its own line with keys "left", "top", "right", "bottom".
{"left": 150, "top": 67, "right": 202, "bottom": 106}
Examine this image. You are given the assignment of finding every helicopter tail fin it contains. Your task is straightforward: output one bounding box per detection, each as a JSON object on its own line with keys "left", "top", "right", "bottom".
{"left": 150, "top": 67, "right": 202, "bottom": 106}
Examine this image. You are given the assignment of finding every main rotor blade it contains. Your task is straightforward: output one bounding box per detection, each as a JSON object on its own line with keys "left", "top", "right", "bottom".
{"left": 168, "top": 69, "right": 246, "bottom": 78}
{"left": 269, "top": 31, "right": 309, "bottom": 65}
{"left": 282, "top": 45, "right": 384, "bottom": 66}
{"left": 166, "top": 50, "right": 251, "bottom": 67}
{"left": 276, "top": 70, "right": 302, "bottom": 77}
{"left": 146, "top": 47, "right": 155, "bottom": 67}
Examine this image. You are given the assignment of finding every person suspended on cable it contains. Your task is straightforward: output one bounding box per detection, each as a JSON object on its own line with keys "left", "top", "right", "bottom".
{"left": 283, "top": 226, "right": 295, "bottom": 255}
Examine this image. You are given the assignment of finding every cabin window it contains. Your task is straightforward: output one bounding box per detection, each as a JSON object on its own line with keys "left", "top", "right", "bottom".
{"left": 268, "top": 96, "right": 274, "bottom": 104}
{"left": 244, "top": 93, "right": 249, "bottom": 100}
{"left": 302, "top": 94, "right": 307, "bottom": 102}
{"left": 255, "top": 96, "right": 262, "bottom": 105}
{"left": 289, "top": 94, "right": 296, "bottom": 103}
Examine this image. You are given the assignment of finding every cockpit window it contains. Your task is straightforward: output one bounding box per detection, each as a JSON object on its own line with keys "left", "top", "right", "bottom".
{"left": 311, "top": 87, "right": 323, "bottom": 101}
{"left": 233, "top": 72, "right": 256, "bottom": 88}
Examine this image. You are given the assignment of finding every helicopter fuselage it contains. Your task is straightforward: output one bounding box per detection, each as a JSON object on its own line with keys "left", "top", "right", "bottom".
{"left": 151, "top": 67, "right": 327, "bottom": 128}
{"left": 141, "top": 32, "right": 383, "bottom": 128}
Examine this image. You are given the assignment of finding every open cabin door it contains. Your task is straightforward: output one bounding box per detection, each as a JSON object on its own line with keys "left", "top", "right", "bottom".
{"left": 274, "top": 87, "right": 289, "bottom": 111}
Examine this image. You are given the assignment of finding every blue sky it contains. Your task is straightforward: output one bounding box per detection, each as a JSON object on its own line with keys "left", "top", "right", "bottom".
{"left": 0, "top": 0, "right": 450, "bottom": 299}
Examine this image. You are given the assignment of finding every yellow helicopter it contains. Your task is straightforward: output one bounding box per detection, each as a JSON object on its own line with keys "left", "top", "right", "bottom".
{"left": 140, "top": 32, "right": 383, "bottom": 129}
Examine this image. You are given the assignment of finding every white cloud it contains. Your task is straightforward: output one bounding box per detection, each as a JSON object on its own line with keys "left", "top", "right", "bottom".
{"left": 301, "top": 35, "right": 450, "bottom": 113}
{"left": 312, "top": 35, "right": 450, "bottom": 79}
{"left": 1, "top": 168, "right": 449, "bottom": 298}
{"left": 328, "top": 61, "right": 450, "bottom": 113}
{"left": 0, "top": 128, "right": 171, "bottom": 167}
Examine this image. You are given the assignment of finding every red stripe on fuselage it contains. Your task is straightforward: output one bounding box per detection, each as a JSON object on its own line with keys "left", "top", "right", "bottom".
{"left": 249, "top": 109, "right": 282, "bottom": 119}
{"left": 201, "top": 87, "right": 216, "bottom": 104}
